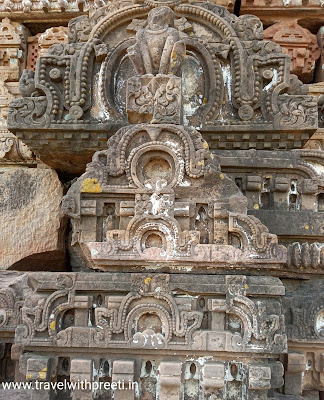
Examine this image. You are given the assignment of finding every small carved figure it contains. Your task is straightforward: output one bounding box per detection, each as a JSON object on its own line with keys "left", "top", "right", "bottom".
{"left": 127, "top": 6, "right": 185, "bottom": 76}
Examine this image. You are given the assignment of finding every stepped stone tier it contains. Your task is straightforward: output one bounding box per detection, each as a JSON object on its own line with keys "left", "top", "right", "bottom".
{"left": 0, "top": 0, "right": 324, "bottom": 399}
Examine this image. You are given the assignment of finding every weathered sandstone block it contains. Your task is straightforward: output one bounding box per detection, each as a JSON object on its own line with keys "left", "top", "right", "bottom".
{"left": 0, "top": 167, "right": 65, "bottom": 270}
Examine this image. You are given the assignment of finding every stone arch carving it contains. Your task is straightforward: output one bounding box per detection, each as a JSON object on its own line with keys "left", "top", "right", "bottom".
{"left": 101, "top": 124, "right": 209, "bottom": 185}
{"left": 229, "top": 213, "right": 279, "bottom": 257}
{"left": 125, "top": 304, "right": 171, "bottom": 344}
{"left": 93, "top": 288, "right": 203, "bottom": 348}
{"left": 127, "top": 143, "right": 183, "bottom": 189}
{"left": 19, "top": 275, "right": 75, "bottom": 345}
{"left": 8, "top": 1, "right": 317, "bottom": 168}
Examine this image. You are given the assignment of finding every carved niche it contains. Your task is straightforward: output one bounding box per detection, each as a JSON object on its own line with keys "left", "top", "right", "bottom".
{"left": 7, "top": 2, "right": 318, "bottom": 175}
{"left": 264, "top": 21, "right": 320, "bottom": 84}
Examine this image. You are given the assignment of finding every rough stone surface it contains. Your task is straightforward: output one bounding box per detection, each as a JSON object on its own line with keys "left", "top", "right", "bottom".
{"left": 0, "top": 167, "right": 65, "bottom": 270}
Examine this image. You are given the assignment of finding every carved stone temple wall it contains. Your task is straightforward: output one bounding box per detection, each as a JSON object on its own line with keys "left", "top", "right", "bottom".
{"left": 1, "top": 0, "right": 324, "bottom": 399}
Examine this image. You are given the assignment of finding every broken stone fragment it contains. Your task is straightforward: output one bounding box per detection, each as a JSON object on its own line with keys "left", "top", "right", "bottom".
{"left": 0, "top": 167, "right": 65, "bottom": 270}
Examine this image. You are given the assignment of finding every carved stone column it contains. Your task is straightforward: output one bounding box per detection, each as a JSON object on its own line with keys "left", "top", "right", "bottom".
{"left": 25, "top": 355, "right": 56, "bottom": 400}
{"left": 70, "top": 359, "right": 93, "bottom": 400}
{"left": 111, "top": 360, "right": 135, "bottom": 400}
{"left": 203, "top": 362, "right": 225, "bottom": 398}
{"left": 159, "top": 361, "right": 182, "bottom": 400}
{"left": 284, "top": 353, "right": 306, "bottom": 395}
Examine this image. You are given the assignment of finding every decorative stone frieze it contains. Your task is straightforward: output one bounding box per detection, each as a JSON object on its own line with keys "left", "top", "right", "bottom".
{"left": 0, "top": 0, "right": 99, "bottom": 13}
{"left": 215, "top": 150, "right": 324, "bottom": 250}
{"left": 7, "top": 3, "right": 318, "bottom": 175}
{"left": 0, "top": 18, "right": 28, "bottom": 76}
{"left": 62, "top": 123, "right": 287, "bottom": 271}
{"left": 10, "top": 272, "right": 286, "bottom": 353}
{"left": 0, "top": 271, "right": 287, "bottom": 398}
{"left": 0, "top": 18, "right": 28, "bottom": 125}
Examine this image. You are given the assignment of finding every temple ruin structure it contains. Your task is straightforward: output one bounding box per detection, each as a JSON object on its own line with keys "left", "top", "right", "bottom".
{"left": 1, "top": 0, "right": 324, "bottom": 398}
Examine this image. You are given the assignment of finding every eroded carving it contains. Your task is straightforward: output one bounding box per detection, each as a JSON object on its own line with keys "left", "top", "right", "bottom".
{"left": 6, "top": 2, "right": 318, "bottom": 173}
{"left": 14, "top": 272, "right": 286, "bottom": 356}
{"left": 63, "top": 123, "right": 287, "bottom": 271}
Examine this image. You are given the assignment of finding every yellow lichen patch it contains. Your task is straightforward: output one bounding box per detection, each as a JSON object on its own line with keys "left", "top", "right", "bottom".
{"left": 210, "top": 154, "right": 214, "bottom": 159}
{"left": 305, "top": 225, "right": 309, "bottom": 230}
{"left": 145, "top": 277, "right": 152, "bottom": 285}
{"left": 81, "top": 178, "right": 102, "bottom": 193}
{"left": 183, "top": 51, "right": 187, "bottom": 58}
{"left": 198, "top": 160, "right": 205, "bottom": 167}
{"left": 203, "top": 141, "right": 209, "bottom": 150}
{"left": 172, "top": 52, "right": 177, "bottom": 60}
{"left": 254, "top": 204, "right": 259, "bottom": 210}
{"left": 39, "top": 371, "right": 47, "bottom": 380}
{"left": 244, "top": 284, "right": 248, "bottom": 289}
{"left": 202, "top": 98, "right": 207, "bottom": 105}
{"left": 26, "top": 374, "right": 31, "bottom": 379}
{"left": 190, "top": 32, "right": 194, "bottom": 37}
{"left": 220, "top": 173, "right": 225, "bottom": 180}
{"left": 49, "top": 321, "right": 56, "bottom": 330}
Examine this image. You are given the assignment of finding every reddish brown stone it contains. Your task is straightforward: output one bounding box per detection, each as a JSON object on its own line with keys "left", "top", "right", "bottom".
{"left": 264, "top": 21, "right": 320, "bottom": 83}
